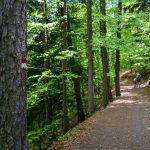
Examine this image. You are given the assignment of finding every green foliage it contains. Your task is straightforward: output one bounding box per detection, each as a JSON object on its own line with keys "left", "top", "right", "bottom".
{"left": 28, "top": 119, "right": 63, "bottom": 148}
{"left": 55, "top": 50, "right": 77, "bottom": 60}
{"left": 27, "top": 71, "right": 59, "bottom": 108}
{"left": 27, "top": 0, "right": 150, "bottom": 148}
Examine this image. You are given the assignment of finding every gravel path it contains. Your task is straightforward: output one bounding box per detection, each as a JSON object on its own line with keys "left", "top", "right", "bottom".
{"left": 75, "top": 84, "right": 150, "bottom": 150}
{"left": 49, "top": 83, "right": 150, "bottom": 150}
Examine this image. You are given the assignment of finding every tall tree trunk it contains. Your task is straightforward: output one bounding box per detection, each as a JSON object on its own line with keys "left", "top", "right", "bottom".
{"left": 115, "top": 0, "right": 122, "bottom": 97}
{"left": 100, "top": 0, "right": 109, "bottom": 107}
{"left": 60, "top": 0, "right": 69, "bottom": 133}
{"left": 100, "top": 46, "right": 109, "bottom": 107}
{"left": 67, "top": 12, "right": 85, "bottom": 123}
{"left": 100, "top": 0, "right": 112, "bottom": 108}
{"left": 0, "top": 0, "right": 28, "bottom": 149}
{"left": 87, "top": 0, "right": 95, "bottom": 113}
{"left": 42, "top": 0, "right": 51, "bottom": 124}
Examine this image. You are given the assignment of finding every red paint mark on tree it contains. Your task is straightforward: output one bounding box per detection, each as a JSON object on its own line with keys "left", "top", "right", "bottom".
{"left": 21, "top": 52, "right": 27, "bottom": 77}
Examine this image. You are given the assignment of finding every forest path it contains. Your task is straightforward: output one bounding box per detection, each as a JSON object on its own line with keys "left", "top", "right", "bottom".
{"left": 49, "top": 81, "right": 150, "bottom": 150}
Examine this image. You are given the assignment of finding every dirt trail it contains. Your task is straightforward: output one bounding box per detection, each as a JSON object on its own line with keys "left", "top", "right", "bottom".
{"left": 49, "top": 82, "right": 150, "bottom": 150}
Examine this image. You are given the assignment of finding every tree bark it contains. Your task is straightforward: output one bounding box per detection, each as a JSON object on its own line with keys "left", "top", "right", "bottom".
{"left": 73, "top": 78, "right": 85, "bottom": 122}
{"left": 115, "top": 0, "right": 122, "bottom": 97}
{"left": 42, "top": 0, "right": 51, "bottom": 124}
{"left": 0, "top": 0, "right": 28, "bottom": 149}
{"left": 59, "top": 0, "right": 69, "bottom": 133}
{"left": 100, "top": 0, "right": 113, "bottom": 107}
{"left": 100, "top": 0, "right": 109, "bottom": 107}
{"left": 87, "top": 0, "right": 95, "bottom": 113}
{"left": 100, "top": 46, "right": 109, "bottom": 107}
{"left": 67, "top": 11, "right": 85, "bottom": 123}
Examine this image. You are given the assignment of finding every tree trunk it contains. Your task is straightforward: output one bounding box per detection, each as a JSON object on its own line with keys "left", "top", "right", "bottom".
{"left": 60, "top": 0, "right": 69, "bottom": 133}
{"left": 73, "top": 78, "right": 85, "bottom": 122}
{"left": 100, "top": 46, "right": 109, "bottom": 107}
{"left": 100, "top": 0, "right": 109, "bottom": 107}
{"left": 115, "top": 0, "right": 122, "bottom": 97}
{"left": 42, "top": 0, "right": 51, "bottom": 124}
{"left": 100, "top": 0, "right": 113, "bottom": 107}
{"left": 115, "top": 49, "right": 121, "bottom": 97}
{"left": 0, "top": 0, "right": 28, "bottom": 149}
{"left": 87, "top": 0, "right": 95, "bottom": 113}
{"left": 67, "top": 11, "right": 85, "bottom": 123}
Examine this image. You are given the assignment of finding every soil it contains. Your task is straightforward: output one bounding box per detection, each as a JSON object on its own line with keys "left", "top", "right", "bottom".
{"left": 48, "top": 78, "right": 150, "bottom": 150}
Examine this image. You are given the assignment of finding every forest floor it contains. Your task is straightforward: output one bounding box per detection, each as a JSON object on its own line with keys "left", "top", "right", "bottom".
{"left": 48, "top": 75, "right": 150, "bottom": 150}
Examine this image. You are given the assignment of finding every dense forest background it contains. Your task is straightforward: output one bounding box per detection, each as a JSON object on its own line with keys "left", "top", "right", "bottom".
{"left": 27, "top": 0, "right": 150, "bottom": 149}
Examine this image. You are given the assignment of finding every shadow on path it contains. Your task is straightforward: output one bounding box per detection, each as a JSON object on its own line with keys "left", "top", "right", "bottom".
{"left": 75, "top": 84, "right": 150, "bottom": 150}
{"left": 49, "top": 83, "right": 150, "bottom": 150}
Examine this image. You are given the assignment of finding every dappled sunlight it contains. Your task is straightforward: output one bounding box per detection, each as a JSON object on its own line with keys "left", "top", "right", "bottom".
{"left": 121, "top": 91, "right": 138, "bottom": 97}
{"left": 145, "top": 107, "right": 150, "bottom": 111}
{"left": 113, "top": 99, "right": 134, "bottom": 104}
{"left": 109, "top": 85, "right": 150, "bottom": 109}
{"left": 121, "top": 85, "right": 133, "bottom": 90}
{"left": 108, "top": 99, "right": 136, "bottom": 109}
{"left": 145, "top": 126, "right": 150, "bottom": 130}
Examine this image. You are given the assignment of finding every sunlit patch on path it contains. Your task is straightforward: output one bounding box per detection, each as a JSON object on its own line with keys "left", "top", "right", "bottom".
{"left": 74, "top": 83, "right": 150, "bottom": 150}
{"left": 49, "top": 82, "right": 150, "bottom": 150}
